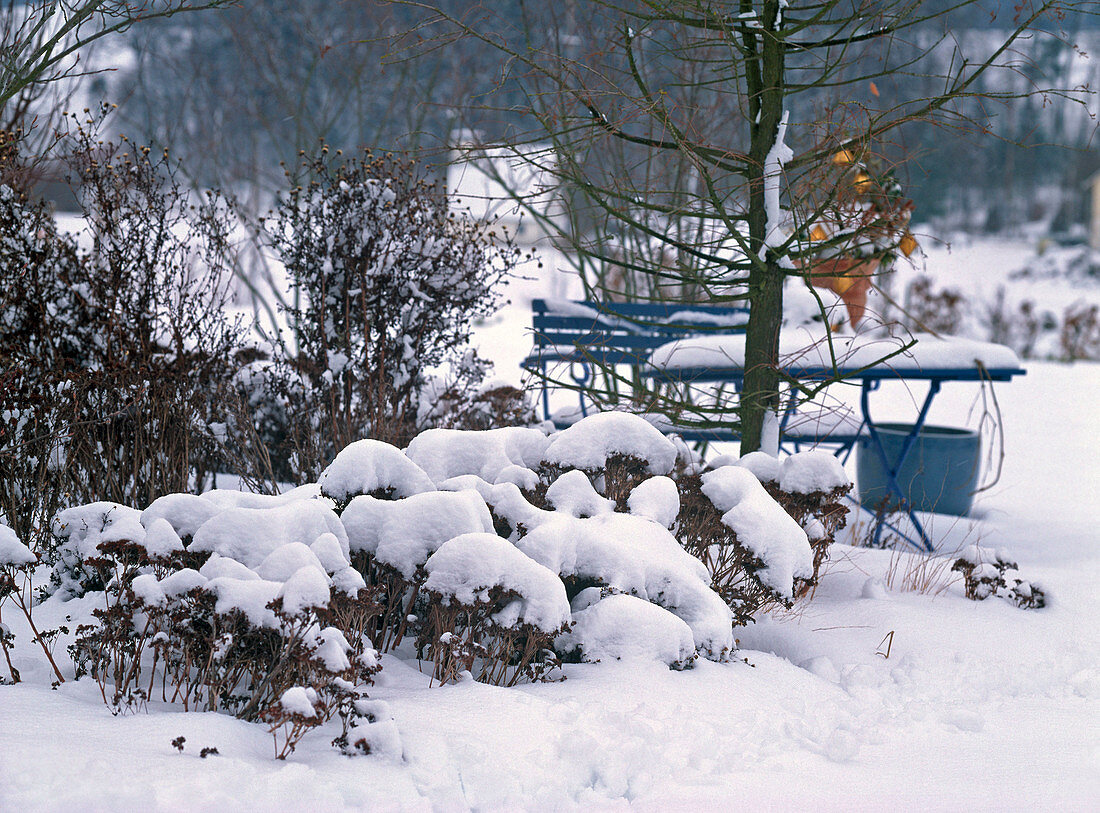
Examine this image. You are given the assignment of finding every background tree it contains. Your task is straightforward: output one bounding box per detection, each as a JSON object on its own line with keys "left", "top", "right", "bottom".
{"left": 394, "top": 0, "right": 1093, "bottom": 452}
{"left": 1, "top": 1, "right": 233, "bottom": 128}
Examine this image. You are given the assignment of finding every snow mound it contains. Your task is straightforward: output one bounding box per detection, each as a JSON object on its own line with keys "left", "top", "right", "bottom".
{"left": 200, "top": 483, "right": 321, "bottom": 511}
{"left": 438, "top": 477, "right": 558, "bottom": 538}
{"left": 341, "top": 699, "right": 403, "bottom": 759}
{"left": 516, "top": 513, "right": 732, "bottom": 658}
{"left": 626, "top": 476, "right": 680, "bottom": 528}
{"left": 189, "top": 501, "right": 348, "bottom": 570}
{"left": 159, "top": 568, "right": 209, "bottom": 598}
{"left": 53, "top": 502, "right": 146, "bottom": 560}
{"left": 957, "top": 544, "right": 1016, "bottom": 568}
{"left": 405, "top": 427, "right": 550, "bottom": 488}
{"left": 141, "top": 518, "right": 186, "bottom": 558}
{"left": 310, "top": 532, "right": 351, "bottom": 573}
{"left": 312, "top": 627, "right": 353, "bottom": 673}
{"left": 423, "top": 532, "right": 571, "bottom": 634}
{"left": 278, "top": 686, "right": 320, "bottom": 718}
{"left": 204, "top": 576, "right": 282, "bottom": 628}
{"left": 779, "top": 451, "right": 849, "bottom": 494}
{"left": 140, "top": 494, "right": 221, "bottom": 540}
{"left": 0, "top": 524, "right": 35, "bottom": 566}
{"left": 278, "top": 565, "right": 332, "bottom": 616}
{"left": 319, "top": 439, "right": 434, "bottom": 504}
{"left": 542, "top": 412, "right": 678, "bottom": 475}
{"left": 544, "top": 470, "right": 615, "bottom": 518}
{"left": 700, "top": 466, "right": 813, "bottom": 597}
{"left": 256, "top": 542, "right": 327, "bottom": 583}
{"left": 734, "top": 451, "right": 781, "bottom": 484}
{"left": 331, "top": 566, "right": 367, "bottom": 596}
{"left": 199, "top": 553, "right": 261, "bottom": 582}
{"left": 557, "top": 593, "right": 696, "bottom": 667}
{"left": 341, "top": 490, "right": 494, "bottom": 578}
{"left": 130, "top": 573, "right": 167, "bottom": 608}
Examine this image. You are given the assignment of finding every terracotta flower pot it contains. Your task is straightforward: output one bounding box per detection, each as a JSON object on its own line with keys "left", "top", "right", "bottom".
{"left": 808, "top": 257, "right": 879, "bottom": 326}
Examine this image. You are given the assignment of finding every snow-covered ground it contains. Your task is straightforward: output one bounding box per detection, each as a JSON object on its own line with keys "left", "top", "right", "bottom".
{"left": 2, "top": 240, "right": 1098, "bottom": 811}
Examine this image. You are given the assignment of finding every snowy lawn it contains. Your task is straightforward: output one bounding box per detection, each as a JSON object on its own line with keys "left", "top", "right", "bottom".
{"left": 2, "top": 359, "right": 1097, "bottom": 811}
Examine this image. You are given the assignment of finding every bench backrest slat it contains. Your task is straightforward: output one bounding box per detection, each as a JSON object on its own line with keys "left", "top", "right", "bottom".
{"left": 531, "top": 298, "right": 750, "bottom": 352}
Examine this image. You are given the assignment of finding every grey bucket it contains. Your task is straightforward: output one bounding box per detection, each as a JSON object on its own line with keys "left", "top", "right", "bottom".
{"left": 856, "top": 423, "right": 981, "bottom": 517}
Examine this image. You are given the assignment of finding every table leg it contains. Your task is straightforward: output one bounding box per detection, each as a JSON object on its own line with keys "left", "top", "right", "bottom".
{"left": 540, "top": 361, "right": 552, "bottom": 422}
{"left": 860, "top": 379, "right": 942, "bottom": 552}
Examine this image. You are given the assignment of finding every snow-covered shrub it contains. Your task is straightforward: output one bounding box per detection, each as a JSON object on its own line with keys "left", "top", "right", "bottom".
{"left": 556, "top": 591, "right": 697, "bottom": 669}
{"left": 321, "top": 440, "right": 497, "bottom": 653}
{"left": 440, "top": 383, "right": 540, "bottom": 433}
{"left": 419, "top": 532, "right": 570, "bottom": 685}
{"left": 49, "top": 503, "right": 162, "bottom": 600}
{"left": 904, "top": 263, "right": 1100, "bottom": 362}
{"left": 326, "top": 423, "right": 735, "bottom": 666}
{"left": 332, "top": 697, "right": 402, "bottom": 758}
{"left": 343, "top": 489, "right": 495, "bottom": 653}
{"left": 0, "top": 121, "right": 245, "bottom": 553}
{"left": 319, "top": 439, "right": 435, "bottom": 510}
{"left": 951, "top": 545, "right": 1046, "bottom": 609}
{"left": 514, "top": 512, "right": 734, "bottom": 659}
{"left": 0, "top": 523, "right": 40, "bottom": 683}
{"left": 440, "top": 414, "right": 817, "bottom": 646}
{"left": 904, "top": 276, "right": 965, "bottom": 335}
{"left": 247, "top": 147, "right": 524, "bottom": 482}
{"left": 55, "top": 492, "right": 383, "bottom": 756}
{"left": 743, "top": 452, "right": 852, "bottom": 593}
{"left": 536, "top": 412, "right": 679, "bottom": 508}
{"left": 673, "top": 462, "right": 817, "bottom": 626}
{"left": 1060, "top": 301, "right": 1100, "bottom": 362}
{"left": 405, "top": 426, "right": 550, "bottom": 490}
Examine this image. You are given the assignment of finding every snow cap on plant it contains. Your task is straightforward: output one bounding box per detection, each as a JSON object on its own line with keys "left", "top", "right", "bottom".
{"left": 542, "top": 412, "right": 678, "bottom": 476}
{"left": 319, "top": 439, "right": 435, "bottom": 507}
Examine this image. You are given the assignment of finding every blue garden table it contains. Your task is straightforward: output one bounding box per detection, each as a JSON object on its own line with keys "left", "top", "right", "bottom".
{"left": 646, "top": 329, "right": 1026, "bottom": 551}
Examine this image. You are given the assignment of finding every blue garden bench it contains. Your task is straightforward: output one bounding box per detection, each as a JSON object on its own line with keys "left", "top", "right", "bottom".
{"left": 521, "top": 298, "right": 865, "bottom": 447}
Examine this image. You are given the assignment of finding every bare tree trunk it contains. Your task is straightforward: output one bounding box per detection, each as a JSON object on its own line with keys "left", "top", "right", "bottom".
{"left": 740, "top": 0, "right": 785, "bottom": 454}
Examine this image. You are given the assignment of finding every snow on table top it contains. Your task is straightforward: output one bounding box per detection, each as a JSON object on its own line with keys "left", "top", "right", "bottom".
{"left": 650, "top": 328, "right": 1022, "bottom": 373}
